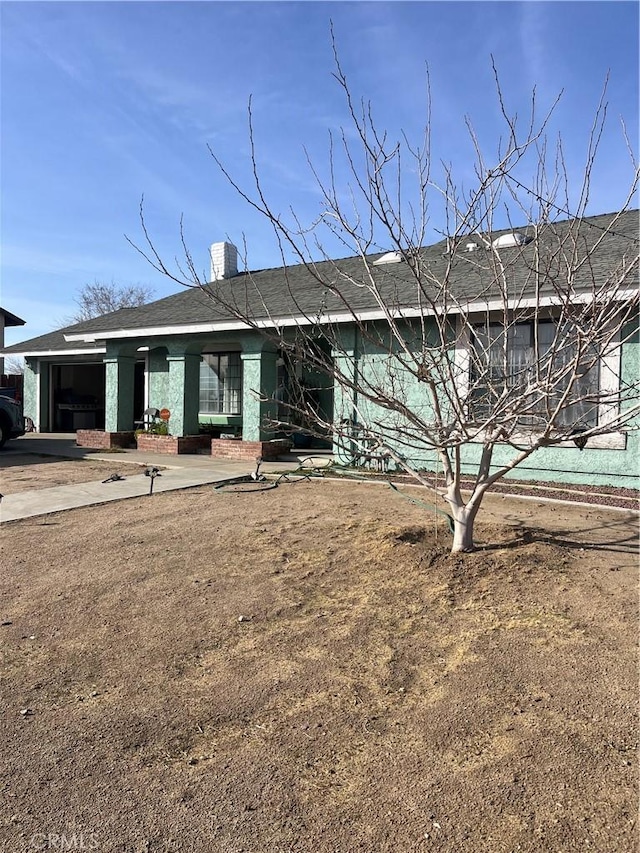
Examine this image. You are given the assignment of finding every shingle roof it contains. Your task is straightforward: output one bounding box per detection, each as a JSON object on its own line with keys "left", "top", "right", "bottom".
{"left": 4, "top": 210, "right": 638, "bottom": 356}
{"left": 0, "top": 320, "right": 108, "bottom": 356}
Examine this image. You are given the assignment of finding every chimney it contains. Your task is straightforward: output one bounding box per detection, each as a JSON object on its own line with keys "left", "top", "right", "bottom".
{"left": 210, "top": 241, "right": 238, "bottom": 281}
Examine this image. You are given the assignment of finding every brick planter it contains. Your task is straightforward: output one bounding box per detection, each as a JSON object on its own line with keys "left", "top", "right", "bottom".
{"left": 135, "top": 433, "right": 211, "bottom": 455}
{"left": 76, "top": 430, "right": 136, "bottom": 450}
{"left": 211, "top": 438, "right": 291, "bottom": 461}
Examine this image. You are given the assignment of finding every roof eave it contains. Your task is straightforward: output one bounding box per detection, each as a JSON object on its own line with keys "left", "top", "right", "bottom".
{"left": 1, "top": 346, "right": 107, "bottom": 358}
{"left": 1, "top": 309, "right": 26, "bottom": 327}
{"left": 63, "top": 289, "right": 637, "bottom": 344}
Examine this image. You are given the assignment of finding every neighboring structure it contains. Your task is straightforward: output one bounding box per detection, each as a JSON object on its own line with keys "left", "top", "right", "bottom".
{"left": 2, "top": 211, "right": 639, "bottom": 487}
{"left": 0, "top": 307, "right": 26, "bottom": 376}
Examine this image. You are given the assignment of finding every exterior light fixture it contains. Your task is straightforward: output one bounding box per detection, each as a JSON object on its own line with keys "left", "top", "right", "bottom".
{"left": 570, "top": 427, "right": 588, "bottom": 451}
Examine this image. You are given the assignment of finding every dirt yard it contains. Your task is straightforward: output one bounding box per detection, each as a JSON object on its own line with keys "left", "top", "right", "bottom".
{"left": 0, "top": 453, "right": 155, "bottom": 493}
{"left": 0, "top": 460, "right": 637, "bottom": 853}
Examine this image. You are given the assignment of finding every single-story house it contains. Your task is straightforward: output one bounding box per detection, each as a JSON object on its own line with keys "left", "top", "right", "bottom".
{"left": 2, "top": 210, "right": 638, "bottom": 487}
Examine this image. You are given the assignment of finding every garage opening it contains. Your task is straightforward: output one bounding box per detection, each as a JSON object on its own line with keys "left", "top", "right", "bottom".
{"left": 49, "top": 360, "right": 147, "bottom": 432}
{"left": 52, "top": 363, "right": 106, "bottom": 431}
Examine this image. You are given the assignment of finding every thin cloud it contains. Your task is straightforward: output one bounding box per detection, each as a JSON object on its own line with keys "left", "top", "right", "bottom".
{"left": 518, "top": 3, "right": 555, "bottom": 99}
{"left": 1, "top": 244, "right": 117, "bottom": 277}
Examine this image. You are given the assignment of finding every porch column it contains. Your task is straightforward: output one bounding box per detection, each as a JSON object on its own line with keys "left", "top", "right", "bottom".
{"left": 24, "top": 358, "right": 48, "bottom": 432}
{"left": 104, "top": 354, "right": 136, "bottom": 432}
{"left": 166, "top": 351, "right": 201, "bottom": 437}
{"left": 240, "top": 348, "right": 278, "bottom": 441}
{"left": 332, "top": 325, "right": 358, "bottom": 459}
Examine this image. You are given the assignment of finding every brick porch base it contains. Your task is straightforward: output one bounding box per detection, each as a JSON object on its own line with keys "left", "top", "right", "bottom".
{"left": 136, "top": 434, "right": 211, "bottom": 455}
{"left": 76, "top": 430, "right": 136, "bottom": 449}
{"left": 210, "top": 439, "right": 291, "bottom": 461}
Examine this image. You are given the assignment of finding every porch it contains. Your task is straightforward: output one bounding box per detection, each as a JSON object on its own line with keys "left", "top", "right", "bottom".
{"left": 29, "top": 332, "right": 334, "bottom": 457}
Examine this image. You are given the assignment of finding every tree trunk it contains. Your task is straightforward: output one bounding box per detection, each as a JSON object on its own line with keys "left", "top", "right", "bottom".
{"left": 448, "top": 498, "right": 481, "bottom": 553}
{"left": 451, "top": 511, "right": 475, "bottom": 552}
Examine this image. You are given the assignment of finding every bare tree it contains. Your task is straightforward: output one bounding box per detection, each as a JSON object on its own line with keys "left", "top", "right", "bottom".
{"left": 68, "top": 280, "right": 155, "bottom": 323}
{"left": 2, "top": 355, "right": 24, "bottom": 375}
{"left": 133, "top": 52, "right": 639, "bottom": 553}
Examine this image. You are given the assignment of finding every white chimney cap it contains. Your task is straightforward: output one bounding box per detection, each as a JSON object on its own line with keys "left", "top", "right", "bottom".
{"left": 210, "top": 241, "right": 238, "bottom": 281}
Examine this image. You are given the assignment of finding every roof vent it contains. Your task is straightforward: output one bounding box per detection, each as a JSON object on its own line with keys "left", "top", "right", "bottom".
{"left": 465, "top": 242, "right": 480, "bottom": 252}
{"left": 491, "top": 232, "right": 529, "bottom": 249}
{"left": 373, "top": 251, "right": 404, "bottom": 266}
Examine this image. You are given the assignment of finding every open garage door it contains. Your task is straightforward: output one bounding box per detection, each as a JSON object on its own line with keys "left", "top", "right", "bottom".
{"left": 48, "top": 360, "right": 146, "bottom": 432}
{"left": 51, "top": 362, "right": 106, "bottom": 431}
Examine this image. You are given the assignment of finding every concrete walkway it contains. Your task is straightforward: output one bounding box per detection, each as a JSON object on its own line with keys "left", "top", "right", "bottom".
{"left": 0, "top": 433, "right": 307, "bottom": 523}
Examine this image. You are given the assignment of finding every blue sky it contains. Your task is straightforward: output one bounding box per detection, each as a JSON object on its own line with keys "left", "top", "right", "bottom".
{"left": 1, "top": 0, "right": 638, "bottom": 347}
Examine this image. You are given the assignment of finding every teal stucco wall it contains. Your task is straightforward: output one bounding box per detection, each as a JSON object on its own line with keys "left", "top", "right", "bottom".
{"left": 23, "top": 359, "right": 41, "bottom": 429}
{"left": 21, "top": 315, "right": 637, "bottom": 490}
{"left": 148, "top": 347, "right": 170, "bottom": 410}
{"left": 334, "top": 321, "right": 640, "bottom": 489}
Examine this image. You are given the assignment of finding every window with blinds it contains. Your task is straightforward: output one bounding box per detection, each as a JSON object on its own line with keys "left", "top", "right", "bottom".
{"left": 199, "top": 353, "right": 242, "bottom": 414}
{"left": 469, "top": 321, "right": 600, "bottom": 428}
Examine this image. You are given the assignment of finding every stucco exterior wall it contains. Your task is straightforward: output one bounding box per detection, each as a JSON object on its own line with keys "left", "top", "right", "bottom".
{"left": 457, "top": 433, "right": 638, "bottom": 487}
{"left": 336, "top": 320, "right": 640, "bottom": 489}
{"left": 19, "top": 315, "right": 637, "bottom": 489}
{"left": 148, "top": 347, "right": 170, "bottom": 410}
{"left": 23, "top": 359, "right": 40, "bottom": 429}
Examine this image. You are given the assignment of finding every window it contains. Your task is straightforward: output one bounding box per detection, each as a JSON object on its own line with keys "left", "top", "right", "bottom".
{"left": 199, "top": 353, "right": 242, "bottom": 414}
{"left": 469, "top": 320, "right": 600, "bottom": 428}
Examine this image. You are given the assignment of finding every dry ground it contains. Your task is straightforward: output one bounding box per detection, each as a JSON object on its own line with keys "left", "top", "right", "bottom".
{"left": 0, "top": 458, "right": 638, "bottom": 853}
{"left": 0, "top": 453, "right": 155, "bottom": 493}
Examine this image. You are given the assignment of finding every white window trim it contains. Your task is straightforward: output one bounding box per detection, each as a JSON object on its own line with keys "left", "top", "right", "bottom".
{"left": 199, "top": 351, "right": 243, "bottom": 416}
{"left": 582, "top": 325, "right": 626, "bottom": 450}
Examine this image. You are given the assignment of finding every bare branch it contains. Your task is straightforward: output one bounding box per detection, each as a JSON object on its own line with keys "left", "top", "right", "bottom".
{"left": 135, "top": 47, "right": 639, "bottom": 554}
